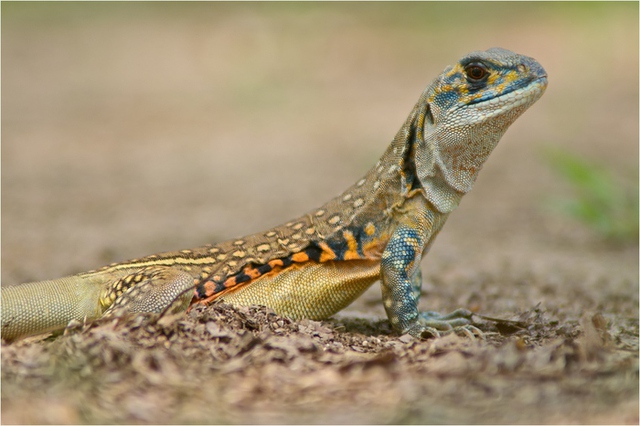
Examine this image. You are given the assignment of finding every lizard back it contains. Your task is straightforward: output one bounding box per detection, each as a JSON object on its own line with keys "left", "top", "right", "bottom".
{"left": 79, "top": 99, "right": 424, "bottom": 313}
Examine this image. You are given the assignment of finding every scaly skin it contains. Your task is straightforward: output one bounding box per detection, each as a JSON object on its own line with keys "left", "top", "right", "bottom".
{"left": 1, "top": 48, "right": 547, "bottom": 342}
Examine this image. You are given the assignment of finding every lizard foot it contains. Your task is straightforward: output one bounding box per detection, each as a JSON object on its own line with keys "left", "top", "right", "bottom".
{"left": 407, "top": 309, "right": 482, "bottom": 339}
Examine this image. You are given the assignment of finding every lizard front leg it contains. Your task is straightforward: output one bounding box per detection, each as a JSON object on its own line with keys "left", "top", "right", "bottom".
{"left": 380, "top": 225, "right": 473, "bottom": 338}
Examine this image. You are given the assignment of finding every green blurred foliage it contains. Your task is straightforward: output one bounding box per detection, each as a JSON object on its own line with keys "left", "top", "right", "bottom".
{"left": 544, "top": 147, "right": 639, "bottom": 244}
{"left": 2, "top": 1, "right": 634, "bottom": 31}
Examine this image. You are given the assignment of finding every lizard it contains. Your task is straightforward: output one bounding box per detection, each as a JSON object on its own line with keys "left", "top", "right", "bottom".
{"left": 1, "top": 47, "right": 547, "bottom": 342}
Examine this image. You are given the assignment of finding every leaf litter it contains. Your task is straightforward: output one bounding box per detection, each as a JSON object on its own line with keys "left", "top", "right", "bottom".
{"left": 2, "top": 302, "right": 637, "bottom": 424}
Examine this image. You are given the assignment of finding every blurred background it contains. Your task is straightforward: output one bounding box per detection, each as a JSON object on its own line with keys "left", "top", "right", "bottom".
{"left": 2, "top": 3, "right": 638, "bottom": 424}
{"left": 2, "top": 3, "right": 638, "bottom": 320}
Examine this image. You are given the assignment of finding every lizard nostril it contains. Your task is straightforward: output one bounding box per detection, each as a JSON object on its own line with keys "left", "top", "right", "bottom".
{"left": 517, "top": 63, "right": 528, "bottom": 73}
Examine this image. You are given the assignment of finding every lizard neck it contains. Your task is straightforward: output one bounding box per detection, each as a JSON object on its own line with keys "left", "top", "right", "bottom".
{"left": 410, "top": 79, "right": 513, "bottom": 214}
{"left": 313, "top": 95, "right": 457, "bottom": 237}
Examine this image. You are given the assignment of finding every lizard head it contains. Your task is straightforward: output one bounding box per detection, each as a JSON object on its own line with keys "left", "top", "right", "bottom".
{"left": 413, "top": 47, "right": 547, "bottom": 212}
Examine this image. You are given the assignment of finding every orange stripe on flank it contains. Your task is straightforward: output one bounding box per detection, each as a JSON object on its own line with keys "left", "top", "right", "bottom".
{"left": 244, "top": 266, "right": 262, "bottom": 279}
{"left": 342, "top": 230, "right": 361, "bottom": 260}
{"left": 201, "top": 280, "right": 218, "bottom": 297}
{"left": 223, "top": 276, "right": 238, "bottom": 288}
{"left": 318, "top": 241, "right": 337, "bottom": 262}
{"left": 291, "top": 252, "right": 310, "bottom": 263}
{"left": 269, "top": 259, "right": 284, "bottom": 268}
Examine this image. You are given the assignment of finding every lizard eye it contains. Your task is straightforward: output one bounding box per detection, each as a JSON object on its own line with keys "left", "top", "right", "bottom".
{"left": 464, "top": 63, "right": 489, "bottom": 82}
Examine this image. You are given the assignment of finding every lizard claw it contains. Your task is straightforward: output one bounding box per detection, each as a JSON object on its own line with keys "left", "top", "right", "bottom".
{"left": 454, "top": 324, "right": 485, "bottom": 340}
{"left": 408, "top": 323, "right": 484, "bottom": 340}
{"left": 405, "top": 309, "right": 481, "bottom": 339}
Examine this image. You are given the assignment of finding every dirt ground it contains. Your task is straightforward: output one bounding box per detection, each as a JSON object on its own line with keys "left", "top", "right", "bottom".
{"left": 2, "top": 3, "right": 638, "bottom": 424}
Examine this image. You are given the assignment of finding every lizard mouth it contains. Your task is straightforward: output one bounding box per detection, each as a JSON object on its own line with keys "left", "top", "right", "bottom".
{"left": 462, "top": 76, "right": 548, "bottom": 118}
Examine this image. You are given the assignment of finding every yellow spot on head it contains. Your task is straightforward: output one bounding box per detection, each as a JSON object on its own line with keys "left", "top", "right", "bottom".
{"left": 487, "top": 72, "right": 500, "bottom": 86}
{"left": 447, "top": 64, "right": 462, "bottom": 78}
{"left": 504, "top": 69, "right": 519, "bottom": 83}
{"left": 233, "top": 250, "right": 246, "bottom": 258}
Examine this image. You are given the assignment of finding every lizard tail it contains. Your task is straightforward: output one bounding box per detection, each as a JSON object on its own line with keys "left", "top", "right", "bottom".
{"left": 1, "top": 276, "right": 103, "bottom": 342}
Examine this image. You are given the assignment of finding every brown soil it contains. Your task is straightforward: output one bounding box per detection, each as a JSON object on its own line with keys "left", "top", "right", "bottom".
{"left": 2, "top": 3, "right": 638, "bottom": 424}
